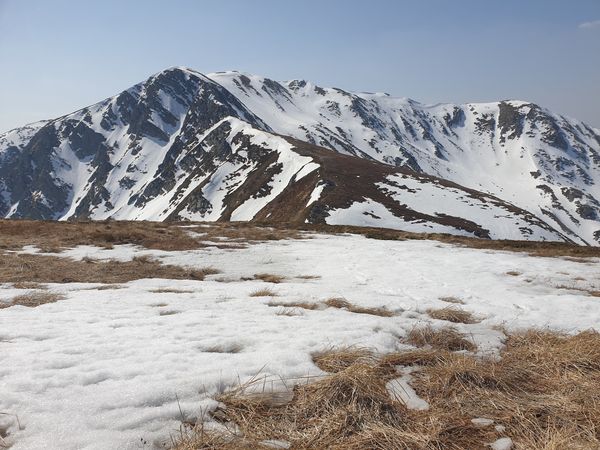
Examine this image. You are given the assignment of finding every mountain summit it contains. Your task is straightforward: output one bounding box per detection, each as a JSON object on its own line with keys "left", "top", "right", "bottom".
{"left": 1, "top": 67, "right": 599, "bottom": 244}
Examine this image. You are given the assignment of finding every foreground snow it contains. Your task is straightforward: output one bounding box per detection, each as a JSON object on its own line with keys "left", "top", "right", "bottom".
{"left": 1, "top": 232, "right": 600, "bottom": 449}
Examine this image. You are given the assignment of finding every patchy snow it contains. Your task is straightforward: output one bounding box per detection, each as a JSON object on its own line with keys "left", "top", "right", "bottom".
{"left": 386, "top": 367, "right": 429, "bottom": 411}
{"left": 1, "top": 233, "right": 600, "bottom": 448}
{"left": 325, "top": 198, "right": 473, "bottom": 236}
{"left": 306, "top": 181, "right": 326, "bottom": 206}
{"left": 472, "top": 417, "right": 495, "bottom": 427}
{"left": 490, "top": 437, "right": 513, "bottom": 450}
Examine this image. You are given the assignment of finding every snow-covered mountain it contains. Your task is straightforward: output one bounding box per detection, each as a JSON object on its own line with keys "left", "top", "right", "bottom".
{"left": 1, "top": 66, "right": 599, "bottom": 244}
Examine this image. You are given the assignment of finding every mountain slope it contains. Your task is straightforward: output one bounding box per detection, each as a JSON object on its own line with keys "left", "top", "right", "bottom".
{"left": 0, "top": 66, "right": 597, "bottom": 244}
{"left": 210, "top": 71, "right": 600, "bottom": 244}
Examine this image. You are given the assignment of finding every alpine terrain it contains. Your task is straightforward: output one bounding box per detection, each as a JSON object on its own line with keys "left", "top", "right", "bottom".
{"left": 1, "top": 67, "right": 599, "bottom": 244}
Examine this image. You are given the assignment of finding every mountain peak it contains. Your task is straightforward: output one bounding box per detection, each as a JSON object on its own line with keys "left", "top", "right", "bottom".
{"left": 1, "top": 67, "right": 599, "bottom": 245}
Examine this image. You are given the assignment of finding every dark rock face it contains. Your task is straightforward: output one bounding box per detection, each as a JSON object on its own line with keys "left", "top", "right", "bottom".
{"left": 498, "top": 101, "right": 524, "bottom": 143}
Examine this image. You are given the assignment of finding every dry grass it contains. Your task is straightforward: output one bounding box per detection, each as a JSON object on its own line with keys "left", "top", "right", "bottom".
{"left": 274, "top": 307, "right": 303, "bottom": 317}
{"left": 324, "top": 297, "right": 395, "bottom": 317}
{"left": 0, "top": 291, "right": 65, "bottom": 309}
{"left": 427, "top": 306, "right": 481, "bottom": 324}
{"left": 506, "top": 270, "right": 522, "bottom": 276}
{"left": 249, "top": 288, "right": 278, "bottom": 297}
{"left": 0, "top": 252, "right": 220, "bottom": 284}
{"left": 312, "top": 346, "right": 378, "bottom": 373}
{"left": 439, "top": 296, "right": 465, "bottom": 305}
{"left": 0, "top": 220, "right": 307, "bottom": 255}
{"left": 1, "top": 219, "right": 598, "bottom": 260}
{"left": 149, "top": 288, "right": 194, "bottom": 294}
{"left": 11, "top": 281, "right": 46, "bottom": 289}
{"left": 404, "top": 324, "right": 476, "bottom": 352}
{"left": 295, "top": 274, "right": 321, "bottom": 280}
{"left": 253, "top": 273, "right": 286, "bottom": 284}
{"left": 555, "top": 284, "right": 600, "bottom": 298}
{"left": 266, "top": 301, "right": 320, "bottom": 310}
{"left": 174, "top": 330, "right": 600, "bottom": 450}
{"left": 201, "top": 343, "right": 244, "bottom": 354}
{"left": 302, "top": 223, "right": 600, "bottom": 259}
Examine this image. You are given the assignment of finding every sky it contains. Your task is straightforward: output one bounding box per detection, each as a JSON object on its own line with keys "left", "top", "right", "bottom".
{"left": 0, "top": 0, "right": 599, "bottom": 133}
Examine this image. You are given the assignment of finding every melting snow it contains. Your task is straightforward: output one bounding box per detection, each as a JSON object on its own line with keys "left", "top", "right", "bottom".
{"left": 1, "top": 233, "right": 600, "bottom": 448}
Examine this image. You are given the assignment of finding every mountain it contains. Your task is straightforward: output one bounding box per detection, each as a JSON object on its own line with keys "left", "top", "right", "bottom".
{"left": 1, "top": 66, "right": 598, "bottom": 244}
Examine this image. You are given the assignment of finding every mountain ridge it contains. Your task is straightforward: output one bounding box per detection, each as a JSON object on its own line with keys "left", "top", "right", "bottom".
{"left": 1, "top": 66, "right": 598, "bottom": 244}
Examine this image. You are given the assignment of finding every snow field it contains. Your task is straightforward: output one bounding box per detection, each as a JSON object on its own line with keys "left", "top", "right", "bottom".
{"left": 1, "top": 232, "right": 600, "bottom": 448}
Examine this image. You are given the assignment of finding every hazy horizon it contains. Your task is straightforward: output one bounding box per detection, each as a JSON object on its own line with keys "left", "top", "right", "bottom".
{"left": 1, "top": 0, "right": 599, "bottom": 133}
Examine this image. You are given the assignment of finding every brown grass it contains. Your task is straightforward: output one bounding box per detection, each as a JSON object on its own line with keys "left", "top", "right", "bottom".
{"left": 555, "top": 284, "right": 600, "bottom": 298}
{"left": 1, "top": 291, "right": 65, "bottom": 309}
{"left": 439, "top": 296, "right": 465, "bottom": 305}
{"left": 249, "top": 288, "right": 278, "bottom": 297}
{"left": 174, "top": 330, "right": 600, "bottom": 450}
{"left": 0, "top": 220, "right": 307, "bottom": 254}
{"left": 300, "top": 223, "right": 600, "bottom": 259}
{"left": 506, "top": 270, "right": 522, "bottom": 276}
{"left": 149, "top": 288, "right": 194, "bottom": 294}
{"left": 11, "top": 281, "right": 47, "bottom": 290}
{"left": 312, "top": 346, "right": 378, "bottom": 373}
{"left": 324, "top": 297, "right": 395, "bottom": 317}
{"left": 404, "top": 324, "right": 476, "bottom": 352}
{"left": 201, "top": 343, "right": 244, "bottom": 354}
{"left": 296, "top": 275, "right": 321, "bottom": 280}
{"left": 253, "top": 273, "right": 286, "bottom": 284}
{"left": 0, "top": 252, "right": 220, "bottom": 284}
{"left": 427, "top": 306, "right": 481, "bottom": 324}
{"left": 274, "top": 307, "right": 303, "bottom": 317}
{"left": 266, "top": 301, "right": 320, "bottom": 310}
{"left": 1, "top": 219, "right": 598, "bottom": 260}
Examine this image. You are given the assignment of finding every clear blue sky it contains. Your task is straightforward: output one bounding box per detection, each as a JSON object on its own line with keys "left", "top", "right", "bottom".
{"left": 1, "top": 0, "right": 599, "bottom": 133}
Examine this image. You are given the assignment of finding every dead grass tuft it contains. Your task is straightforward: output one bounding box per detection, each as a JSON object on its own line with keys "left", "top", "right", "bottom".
{"left": 404, "top": 324, "right": 476, "bottom": 352}
{"left": 312, "top": 346, "right": 377, "bottom": 373}
{"left": 296, "top": 275, "right": 321, "bottom": 280}
{"left": 1, "top": 291, "right": 65, "bottom": 309}
{"left": 380, "top": 348, "right": 452, "bottom": 368}
{"left": 174, "top": 330, "right": 600, "bottom": 450}
{"left": 427, "top": 306, "right": 481, "bottom": 324}
{"left": 324, "top": 297, "right": 395, "bottom": 317}
{"left": 202, "top": 343, "right": 244, "bottom": 354}
{"left": 249, "top": 288, "right": 278, "bottom": 297}
{"left": 506, "top": 270, "right": 522, "bottom": 276}
{"left": 77, "top": 284, "right": 124, "bottom": 291}
{"left": 266, "top": 301, "right": 320, "bottom": 310}
{"left": 439, "top": 296, "right": 465, "bottom": 305}
{"left": 253, "top": 273, "right": 286, "bottom": 284}
{"left": 150, "top": 288, "right": 194, "bottom": 294}
{"left": 274, "top": 307, "right": 303, "bottom": 317}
